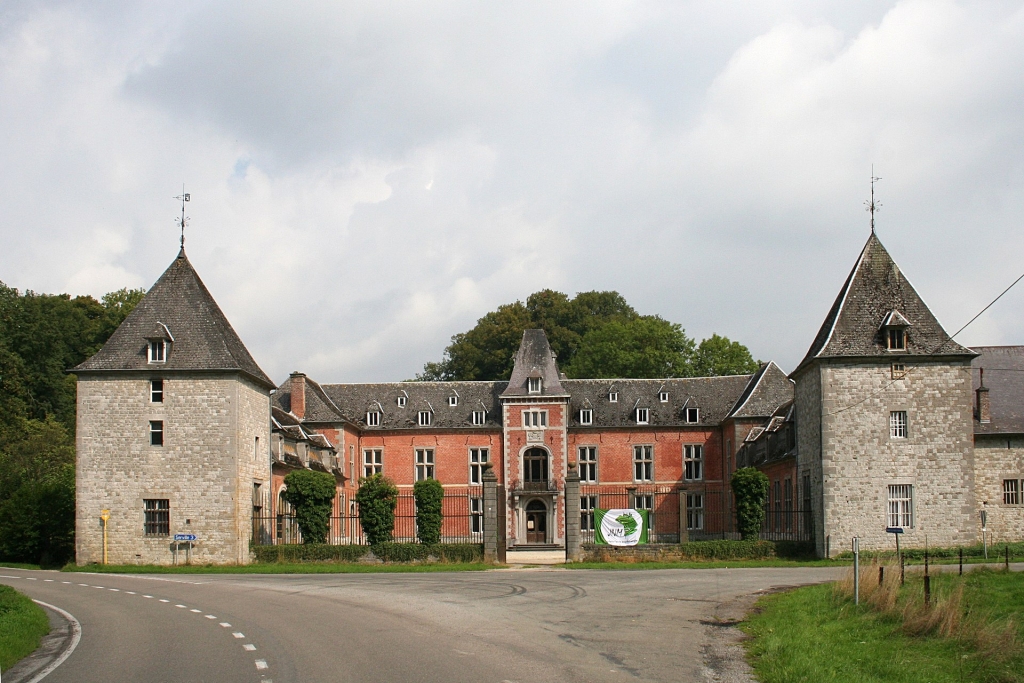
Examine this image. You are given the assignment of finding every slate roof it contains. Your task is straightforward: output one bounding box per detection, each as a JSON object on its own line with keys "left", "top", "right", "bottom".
{"left": 74, "top": 249, "right": 274, "bottom": 389}
{"left": 972, "top": 346, "right": 1024, "bottom": 435}
{"left": 726, "top": 362, "right": 794, "bottom": 418}
{"left": 315, "top": 381, "right": 508, "bottom": 430}
{"left": 274, "top": 376, "right": 347, "bottom": 423}
{"left": 502, "top": 330, "right": 567, "bottom": 397}
{"left": 794, "top": 234, "right": 975, "bottom": 376}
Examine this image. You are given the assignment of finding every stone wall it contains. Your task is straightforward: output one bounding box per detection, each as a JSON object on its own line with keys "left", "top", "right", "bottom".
{"left": 794, "top": 365, "right": 825, "bottom": 555}
{"left": 975, "top": 434, "right": 1024, "bottom": 543}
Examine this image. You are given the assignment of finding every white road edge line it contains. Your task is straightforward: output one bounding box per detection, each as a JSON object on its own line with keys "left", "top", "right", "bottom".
{"left": 27, "top": 600, "right": 82, "bottom": 683}
{"left": 255, "top": 660, "right": 268, "bottom": 670}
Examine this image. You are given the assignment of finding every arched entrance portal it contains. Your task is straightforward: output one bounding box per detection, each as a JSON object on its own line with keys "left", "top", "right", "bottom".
{"left": 525, "top": 499, "right": 548, "bottom": 544}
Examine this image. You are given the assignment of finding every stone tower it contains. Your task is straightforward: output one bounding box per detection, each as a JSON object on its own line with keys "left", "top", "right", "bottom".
{"left": 792, "top": 234, "right": 978, "bottom": 556}
{"left": 73, "top": 248, "right": 274, "bottom": 565}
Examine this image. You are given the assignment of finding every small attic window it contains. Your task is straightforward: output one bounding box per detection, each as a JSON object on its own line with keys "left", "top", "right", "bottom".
{"left": 418, "top": 411, "right": 432, "bottom": 426}
{"left": 579, "top": 409, "right": 593, "bottom": 425}
{"left": 448, "top": 395, "right": 458, "bottom": 407}
{"left": 887, "top": 328, "right": 906, "bottom": 351}
{"left": 881, "top": 310, "right": 910, "bottom": 351}
{"left": 659, "top": 392, "right": 669, "bottom": 403}
{"left": 685, "top": 407, "right": 700, "bottom": 424}
{"left": 366, "top": 411, "right": 381, "bottom": 427}
{"left": 636, "top": 408, "right": 650, "bottom": 425}
{"left": 148, "top": 340, "right": 166, "bottom": 363}
{"left": 609, "top": 392, "right": 618, "bottom": 403}
{"left": 397, "top": 396, "right": 407, "bottom": 407}
{"left": 528, "top": 377, "right": 542, "bottom": 394}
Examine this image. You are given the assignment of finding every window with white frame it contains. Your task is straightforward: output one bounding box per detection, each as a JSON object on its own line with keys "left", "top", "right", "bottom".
{"left": 609, "top": 392, "right": 618, "bottom": 403}
{"left": 636, "top": 408, "right": 649, "bottom": 424}
{"left": 887, "top": 484, "right": 913, "bottom": 528}
{"left": 523, "top": 410, "right": 547, "bottom": 428}
{"left": 685, "top": 407, "right": 699, "bottom": 424}
{"left": 686, "top": 493, "right": 704, "bottom": 530}
{"left": 397, "top": 395, "right": 407, "bottom": 407}
{"left": 470, "top": 497, "right": 483, "bottom": 534}
{"left": 890, "top": 411, "right": 908, "bottom": 438}
{"left": 366, "top": 411, "right": 380, "bottom": 427}
{"left": 415, "top": 448, "right": 435, "bottom": 480}
{"left": 449, "top": 395, "right": 458, "bottom": 406}
{"left": 634, "top": 494, "right": 653, "bottom": 511}
{"left": 418, "top": 411, "right": 432, "bottom": 426}
{"left": 579, "top": 409, "right": 593, "bottom": 425}
{"left": 684, "top": 444, "right": 703, "bottom": 481}
{"left": 150, "top": 379, "right": 163, "bottom": 403}
{"left": 472, "top": 410, "right": 486, "bottom": 426}
{"left": 578, "top": 446, "right": 597, "bottom": 483}
{"left": 659, "top": 391, "right": 669, "bottom": 403}
{"left": 1004, "top": 479, "right": 1021, "bottom": 505}
{"left": 149, "top": 420, "right": 164, "bottom": 446}
{"left": 528, "top": 377, "right": 542, "bottom": 394}
{"left": 633, "top": 445, "right": 653, "bottom": 482}
{"left": 148, "top": 340, "right": 166, "bottom": 363}
{"left": 363, "top": 449, "right": 383, "bottom": 477}
{"left": 581, "top": 495, "right": 597, "bottom": 532}
{"left": 469, "top": 448, "right": 489, "bottom": 484}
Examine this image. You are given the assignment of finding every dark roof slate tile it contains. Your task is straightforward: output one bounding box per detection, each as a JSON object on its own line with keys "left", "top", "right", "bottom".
{"left": 972, "top": 346, "right": 1024, "bottom": 435}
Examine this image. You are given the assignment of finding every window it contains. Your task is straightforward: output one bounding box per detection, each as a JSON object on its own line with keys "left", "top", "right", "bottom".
{"left": 636, "top": 408, "right": 649, "bottom": 424}
{"left": 888, "top": 328, "right": 906, "bottom": 350}
{"left": 659, "top": 391, "right": 669, "bottom": 403}
{"left": 633, "top": 445, "right": 653, "bottom": 482}
{"left": 581, "top": 495, "right": 597, "bottom": 532}
{"left": 470, "top": 497, "right": 483, "bottom": 534}
{"left": 685, "top": 407, "right": 700, "bottom": 424}
{"left": 418, "top": 411, "right": 432, "bottom": 427}
{"left": 684, "top": 445, "right": 703, "bottom": 481}
{"left": 469, "top": 448, "right": 489, "bottom": 484}
{"left": 524, "top": 448, "right": 549, "bottom": 486}
{"left": 609, "top": 392, "right": 618, "bottom": 403}
{"left": 254, "top": 436, "right": 260, "bottom": 460}
{"left": 888, "top": 484, "right": 914, "bottom": 528}
{"left": 892, "top": 362, "right": 907, "bottom": 379}
{"left": 890, "top": 411, "right": 908, "bottom": 438}
{"left": 150, "top": 379, "right": 163, "bottom": 403}
{"left": 579, "top": 409, "right": 593, "bottom": 425}
{"left": 366, "top": 411, "right": 380, "bottom": 427}
{"left": 784, "top": 478, "right": 793, "bottom": 532}
{"left": 1004, "top": 479, "right": 1021, "bottom": 505}
{"left": 578, "top": 446, "right": 597, "bottom": 483}
{"left": 415, "top": 448, "right": 434, "bottom": 480}
{"left": 148, "top": 340, "right": 166, "bottom": 363}
{"left": 448, "top": 395, "right": 458, "bottom": 407}
{"left": 144, "top": 499, "right": 170, "bottom": 536}
{"left": 634, "top": 494, "right": 652, "bottom": 511}
{"left": 686, "top": 493, "right": 704, "bottom": 530}
{"left": 528, "top": 377, "right": 542, "bottom": 394}
{"left": 397, "top": 395, "right": 407, "bottom": 407}
{"left": 363, "top": 449, "right": 383, "bottom": 477}
{"left": 523, "top": 410, "right": 547, "bottom": 428}
{"left": 472, "top": 410, "right": 486, "bottom": 426}
{"left": 774, "top": 480, "right": 782, "bottom": 530}
{"left": 149, "top": 420, "right": 163, "bottom": 446}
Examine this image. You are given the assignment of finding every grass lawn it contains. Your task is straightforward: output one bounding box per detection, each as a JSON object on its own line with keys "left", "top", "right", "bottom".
{"left": 0, "top": 585, "right": 50, "bottom": 673}
{"left": 0, "top": 562, "right": 42, "bottom": 570}
{"left": 62, "top": 562, "right": 499, "bottom": 574}
{"left": 742, "top": 568, "right": 1024, "bottom": 683}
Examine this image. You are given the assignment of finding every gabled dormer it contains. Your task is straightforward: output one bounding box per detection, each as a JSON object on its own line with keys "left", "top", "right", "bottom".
{"left": 145, "top": 322, "right": 173, "bottom": 364}
{"left": 880, "top": 310, "right": 911, "bottom": 351}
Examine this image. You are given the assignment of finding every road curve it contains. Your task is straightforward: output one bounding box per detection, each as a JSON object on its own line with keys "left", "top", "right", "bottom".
{"left": 1, "top": 565, "right": 842, "bottom": 683}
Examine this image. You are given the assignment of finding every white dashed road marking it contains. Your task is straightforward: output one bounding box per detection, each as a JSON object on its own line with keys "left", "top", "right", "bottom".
{"left": 219, "top": 622, "right": 231, "bottom": 627}
{"left": 190, "top": 608, "right": 202, "bottom": 613}
{"left": 255, "top": 660, "right": 269, "bottom": 670}
{"left": 176, "top": 604, "right": 187, "bottom": 608}
{"left": 233, "top": 632, "right": 245, "bottom": 639}
{"left": 244, "top": 644, "right": 257, "bottom": 651}
{"left": 205, "top": 614, "right": 217, "bottom": 619}
{"left": 159, "top": 599, "right": 169, "bottom": 602}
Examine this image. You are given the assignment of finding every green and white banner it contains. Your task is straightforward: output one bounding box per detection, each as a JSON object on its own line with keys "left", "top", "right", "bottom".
{"left": 594, "top": 508, "right": 649, "bottom": 546}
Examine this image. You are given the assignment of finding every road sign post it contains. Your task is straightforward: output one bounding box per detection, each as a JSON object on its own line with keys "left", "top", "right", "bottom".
{"left": 886, "top": 527, "right": 904, "bottom": 584}
{"left": 100, "top": 509, "right": 110, "bottom": 565}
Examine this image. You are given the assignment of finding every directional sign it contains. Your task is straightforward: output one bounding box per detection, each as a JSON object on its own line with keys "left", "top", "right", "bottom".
{"left": 173, "top": 534, "right": 197, "bottom": 542}
{"left": 885, "top": 527, "right": 904, "bottom": 534}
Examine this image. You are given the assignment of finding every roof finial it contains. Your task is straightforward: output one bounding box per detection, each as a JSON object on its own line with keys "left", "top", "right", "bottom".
{"left": 174, "top": 185, "right": 190, "bottom": 254}
{"left": 865, "top": 165, "right": 881, "bottom": 234}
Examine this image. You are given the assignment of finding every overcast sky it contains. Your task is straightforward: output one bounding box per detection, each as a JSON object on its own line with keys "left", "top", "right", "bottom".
{"left": 2, "top": 1, "right": 1023, "bottom": 383}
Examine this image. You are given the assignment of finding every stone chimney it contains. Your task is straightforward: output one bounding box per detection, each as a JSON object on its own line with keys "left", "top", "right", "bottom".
{"left": 976, "top": 368, "right": 990, "bottom": 424}
{"left": 290, "top": 372, "right": 306, "bottom": 419}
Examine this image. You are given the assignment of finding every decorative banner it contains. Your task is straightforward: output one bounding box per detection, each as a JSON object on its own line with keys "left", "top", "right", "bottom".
{"left": 595, "top": 508, "right": 649, "bottom": 546}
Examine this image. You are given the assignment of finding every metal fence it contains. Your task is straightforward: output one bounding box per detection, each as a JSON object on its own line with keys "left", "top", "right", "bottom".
{"left": 252, "top": 490, "right": 483, "bottom": 546}
{"left": 579, "top": 486, "right": 811, "bottom": 544}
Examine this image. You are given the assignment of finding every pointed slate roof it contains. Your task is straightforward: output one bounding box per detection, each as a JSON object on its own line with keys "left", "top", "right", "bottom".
{"left": 73, "top": 249, "right": 274, "bottom": 389}
{"left": 727, "top": 361, "right": 794, "bottom": 418}
{"left": 793, "top": 234, "right": 975, "bottom": 375}
{"left": 501, "top": 329, "right": 567, "bottom": 397}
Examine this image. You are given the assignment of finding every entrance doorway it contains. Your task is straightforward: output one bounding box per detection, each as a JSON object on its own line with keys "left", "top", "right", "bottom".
{"left": 525, "top": 499, "right": 547, "bottom": 544}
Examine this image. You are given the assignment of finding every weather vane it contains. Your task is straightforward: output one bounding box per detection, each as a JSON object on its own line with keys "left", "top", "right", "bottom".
{"left": 865, "top": 165, "right": 881, "bottom": 234}
{"left": 173, "top": 185, "right": 190, "bottom": 249}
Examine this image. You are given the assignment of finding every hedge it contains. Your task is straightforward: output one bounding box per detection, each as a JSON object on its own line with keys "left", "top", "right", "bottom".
{"left": 581, "top": 539, "right": 815, "bottom": 562}
{"left": 836, "top": 540, "right": 1024, "bottom": 561}
{"left": 251, "top": 543, "right": 484, "bottom": 565}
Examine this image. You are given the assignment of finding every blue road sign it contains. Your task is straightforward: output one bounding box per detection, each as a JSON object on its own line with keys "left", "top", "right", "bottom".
{"left": 173, "top": 534, "right": 197, "bottom": 541}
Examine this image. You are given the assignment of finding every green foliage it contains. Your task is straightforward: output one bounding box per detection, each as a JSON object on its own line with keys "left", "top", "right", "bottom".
{"left": 0, "top": 584, "right": 51, "bottom": 672}
{"left": 692, "top": 334, "right": 760, "bottom": 376}
{"left": 250, "top": 542, "right": 483, "bottom": 565}
{"left": 732, "top": 467, "right": 770, "bottom": 540}
{"left": 355, "top": 474, "right": 398, "bottom": 545}
{"left": 417, "top": 288, "right": 757, "bottom": 381}
{"left": 413, "top": 478, "right": 444, "bottom": 544}
{"left": 281, "top": 470, "right": 337, "bottom": 544}
{"left": 252, "top": 543, "right": 370, "bottom": 563}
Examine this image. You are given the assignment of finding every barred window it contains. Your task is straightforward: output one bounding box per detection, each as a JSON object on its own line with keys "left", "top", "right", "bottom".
{"left": 150, "top": 379, "right": 163, "bottom": 403}
{"left": 469, "top": 448, "right": 489, "bottom": 484}
{"left": 686, "top": 493, "right": 704, "bottom": 531}
{"left": 144, "top": 499, "right": 170, "bottom": 536}
{"left": 1004, "top": 479, "right": 1021, "bottom": 506}
{"left": 887, "top": 484, "right": 914, "bottom": 528}
{"left": 684, "top": 445, "right": 703, "bottom": 481}
{"left": 578, "top": 446, "right": 597, "bottom": 483}
{"left": 470, "top": 497, "right": 483, "bottom": 534}
{"left": 149, "top": 420, "right": 164, "bottom": 446}
{"left": 581, "top": 495, "right": 597, "bottom": 532}
{"left": 363, "top": 449, "right": 383, "bottom": 477}
{"left": 415, "top": 448, "right": 435, "bottom": 481}
{"left": 633, "top": 445, "right": 653, "bottom": 482}
{"left": 890, "top": 411, "right": 908, "bottom": 438}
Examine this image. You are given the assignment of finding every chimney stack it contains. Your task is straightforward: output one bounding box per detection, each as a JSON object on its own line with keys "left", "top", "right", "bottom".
{"left": 976, "top": 368, "right": 990, "bottom": 424}
{"left": 290, "top": 372, "right": 307, "bottom": 419}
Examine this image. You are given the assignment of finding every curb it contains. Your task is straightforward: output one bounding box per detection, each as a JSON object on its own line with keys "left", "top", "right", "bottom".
{"left": 2, "top": 601, "right": 81, "bottom": 683}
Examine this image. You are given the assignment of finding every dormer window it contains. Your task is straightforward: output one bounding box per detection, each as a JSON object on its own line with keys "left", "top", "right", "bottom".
{"left": 418, "top": 411, "right": 432, "bottom": 426}
{"left": 528, "top": 377, "right": 542, "bottom": 394}
{"left": 685, "top": 407, "right": 700, "bottom": 424}
{"left": 472, "top": 410, "right": 486, "bottom": 426}
{"left": 636, "top": 408, "right": 650, "bottom": 425}
{"left": 397, "top": 395, "right": 407, "bottom": 407}
{"left": 609, "top": 392, "right": 618, "bottom": 403}
{"left": 887, "top": 328, "right": 906, "bottom": 350}
{"left": 881, "top": 310, "right": 911, "bottom": 351}
{"left": 149, "top": 340, "right": 166, "bottom": 363}
{"left": 579, "top": 409, "right": 593, "bottom": 425}
{"left": 366, "top": 411, "right": 381, "bottom": 427}
{"left": 448, "top": 395, "right": 459, "bottom": 407}
{"left": 659, "top": 392, "right": 669, "bottom": 403}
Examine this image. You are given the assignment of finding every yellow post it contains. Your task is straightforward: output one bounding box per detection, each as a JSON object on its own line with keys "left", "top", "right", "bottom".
{"left": 100, "top": 510, "right": 110, "bottom": 565}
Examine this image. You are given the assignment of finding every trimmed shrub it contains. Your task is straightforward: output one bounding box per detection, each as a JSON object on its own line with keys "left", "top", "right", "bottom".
{"left": 250, "top": 542, "right": 483, "bottom": 565}
{"left": 413, "top": 478, "right": 444, "bottom": 544}
{"left": 581, "top": 539, "right": 801, "bottom": 562}
{"left": 355, "top": 474, "right": 398, "bottom": 545}
{"left": 731, "top": 467, "right": 769, "bottom": 540}
{"left": 252, "top": 544, "right": 370, "bottom": 564}
{"left": 281, "top": 470, "right": 337, "bottom": 544}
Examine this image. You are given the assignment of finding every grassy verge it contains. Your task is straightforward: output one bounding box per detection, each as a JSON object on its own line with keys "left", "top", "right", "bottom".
{"left": 0, "top": 585, "right": 50, "bottom": 673}
{"left": 742, "top": 567, "right": 1023, "bottom": 683}
{"left": 0, "top": 563, "right": 42, "bottom": 571}
{"left": 62, "top": 562, "right": 498, "bottom": 574}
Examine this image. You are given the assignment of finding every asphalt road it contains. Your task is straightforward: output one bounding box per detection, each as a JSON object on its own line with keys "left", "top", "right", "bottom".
{"left": 1, "top": 565, "right": 842, "bottom": 683}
